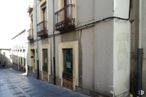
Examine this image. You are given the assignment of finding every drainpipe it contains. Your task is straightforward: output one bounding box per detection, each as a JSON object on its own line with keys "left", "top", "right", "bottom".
{"left": 35, "top": 0, "right": 39, "bottom": 79}
{"left": 136, "top": 0, "right": 144, "bottom": 96}
{"left": 52, "top": 0, "right": 56, "bottom": 85}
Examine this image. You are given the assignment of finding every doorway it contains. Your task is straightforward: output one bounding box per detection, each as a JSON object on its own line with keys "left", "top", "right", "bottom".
{"left": 62, "top": 48, "right": 73, "bottom": 90}
{"left": 31, "top": 49, "right": 35, "bottom": 73}
{"left": 42, "top": 49, "right": 48, "bottom": 81}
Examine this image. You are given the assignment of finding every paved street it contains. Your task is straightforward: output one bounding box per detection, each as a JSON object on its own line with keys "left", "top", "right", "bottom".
{"left": 0, "top": 68, "right": 89, "bottom": 97}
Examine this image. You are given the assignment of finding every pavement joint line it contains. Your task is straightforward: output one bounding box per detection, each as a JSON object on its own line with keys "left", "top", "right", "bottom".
{"left": 9, "top": 80, "right": 32, "bottom": 97}
{"left": 1, "top": 69, "right": 90, "bottom": 97}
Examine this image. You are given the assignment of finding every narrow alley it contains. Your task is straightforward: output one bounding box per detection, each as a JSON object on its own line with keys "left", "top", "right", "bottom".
{"left": 0, "top": 0, "right": 146, "bottom": 97}
{"left": 0, "top": 68, "right": 89, "bottom": 97}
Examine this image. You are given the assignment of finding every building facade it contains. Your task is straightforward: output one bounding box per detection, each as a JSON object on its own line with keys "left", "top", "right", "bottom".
{"left": 0, "top": 49, "right": 11, "bottom": 68}
{"left": 27, "top": 0, "right": 51, "bottom": 80}
{"left": 27, "top": 0, "right": 146, "bottom": 97}
{"left": 11, "top": 30, "right": 28, "bottom": 72}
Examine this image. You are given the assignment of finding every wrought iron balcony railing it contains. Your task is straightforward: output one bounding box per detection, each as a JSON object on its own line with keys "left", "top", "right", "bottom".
{"left": 37, "top": 20, "right": 48, "bottom": 38}
{"left": 27, "top": 35, "right": 34, "bottom": 42}
{"left": 55, "top": 4, "right": 75, "bottom": 33}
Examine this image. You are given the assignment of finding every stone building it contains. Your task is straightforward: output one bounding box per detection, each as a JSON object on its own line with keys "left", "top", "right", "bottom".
{"left": 27, "top": 0, "right": 146, "bottom": 96}
{"left": 0, "top": 49, "right": 11, "bottom": 68}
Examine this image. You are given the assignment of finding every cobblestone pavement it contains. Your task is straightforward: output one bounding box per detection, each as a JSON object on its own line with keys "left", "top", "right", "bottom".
{"left": 0, "top": 68, "right": 89, "bottom": 97}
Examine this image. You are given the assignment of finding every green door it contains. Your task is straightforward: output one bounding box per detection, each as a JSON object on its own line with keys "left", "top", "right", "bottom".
{"left": 42, "top": 49, "right": 48, "bottom": 81}
{"left": 63, "top": 48, "right": 73, "bottom": 89}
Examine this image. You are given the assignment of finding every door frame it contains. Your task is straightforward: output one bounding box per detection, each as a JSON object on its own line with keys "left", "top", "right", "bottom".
{"left": 40, "top": 43, "right": 51, "bottom": 81}
{"left": 59, "top": 41, "right": 79, "bottom": 90}
{"left": 30, "top": 49, "right": 35, "bottom": 73}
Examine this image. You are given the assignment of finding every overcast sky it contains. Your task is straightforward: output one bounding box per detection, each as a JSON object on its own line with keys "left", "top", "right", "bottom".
{"left": 0, "top": 0, "right": 30, "bottom": 48}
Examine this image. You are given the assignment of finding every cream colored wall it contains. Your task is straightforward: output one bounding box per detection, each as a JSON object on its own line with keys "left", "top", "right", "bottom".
{"left": 59, "top": 41, "right": 79, "bottom": 90}
{"left": 30, "top": 46, "right": 36, "bottom": 72}
{"left": 113, "top": 20, "right": 130, "bottom": 96}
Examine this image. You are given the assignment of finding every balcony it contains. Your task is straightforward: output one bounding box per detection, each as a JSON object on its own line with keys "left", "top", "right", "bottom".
{"left": 27, "top": 35, "right": 34, "bottom": 43}
{"left": 37, "top": 20, "right": 48, "bottom": 38}
{"left": 55, "top": 4, "right": 75, "bottom": 33}
{"left": 27, "top": 29, "right": 34, "bottom": 43}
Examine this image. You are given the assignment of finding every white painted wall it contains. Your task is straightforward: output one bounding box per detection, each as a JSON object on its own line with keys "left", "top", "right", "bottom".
{"left": 81, "top": 28, "right": 94, "bottom": 90}
{"left": 94, "top": 0, "right": 113, "bottom": 20}
{"left": 142, "top": 0, "right": 146, "bottom": 58}
{"left": 77, "top": 0, "right": 113, "bottom": 25}
{"left": 77, "top": 0, "right": 94, "bottom": 25}
{"left": 113, "top": 20, "right": 130, "bottom": 96}
{"left": 94, "top": 21, "right": 114, "bottom": 96}
{"left": 142, "top": 0, "right": 146, "bottom": 96}
{"left": 114, "top": 0, "right": 130, "bottom": 18}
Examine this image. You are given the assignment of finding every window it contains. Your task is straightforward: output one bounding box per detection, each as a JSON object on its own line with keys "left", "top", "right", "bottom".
{"left": 41, "top": 2, "right": 46, "bottom": 21}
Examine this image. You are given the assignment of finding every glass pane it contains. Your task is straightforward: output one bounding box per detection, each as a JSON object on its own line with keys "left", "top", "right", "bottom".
{"left": 63, "top": 48, "right": 73, "bottom": 80}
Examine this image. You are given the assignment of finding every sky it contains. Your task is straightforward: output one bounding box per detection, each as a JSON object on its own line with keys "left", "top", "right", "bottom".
{"left": 0, "top": 0, "right": 30, "bottom": 48}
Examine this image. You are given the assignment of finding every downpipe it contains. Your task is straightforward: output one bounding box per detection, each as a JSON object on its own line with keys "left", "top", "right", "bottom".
{"left": 37, "top": 59, "right": 39, "bottom": 79}
{"left": 136, "top": 48, "right": 144, "bottom": 97}
{"left": 136, "top": 0, "right": 144, "bottom": 96}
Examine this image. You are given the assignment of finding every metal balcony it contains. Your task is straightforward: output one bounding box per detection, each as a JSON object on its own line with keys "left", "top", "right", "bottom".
{"left": 37, "top": 20, "right": 48, "bottom": 38}
{"left": 27, "top": 36, "right": 34, "bottom": 43}
{"left": 55, "top": 4, "right": 75, "bottom": 33}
